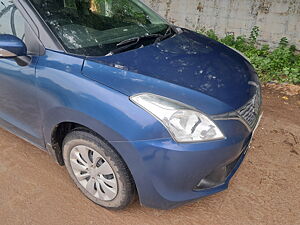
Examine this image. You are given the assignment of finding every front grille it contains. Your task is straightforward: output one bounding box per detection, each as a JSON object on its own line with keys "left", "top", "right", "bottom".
{"left": 237, "top": 87, "right": 262, "bottom": 130}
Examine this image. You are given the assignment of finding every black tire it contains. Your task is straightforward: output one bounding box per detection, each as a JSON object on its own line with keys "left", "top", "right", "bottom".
{"left": 62, "top": 130, "right": 135, "bottom": 210}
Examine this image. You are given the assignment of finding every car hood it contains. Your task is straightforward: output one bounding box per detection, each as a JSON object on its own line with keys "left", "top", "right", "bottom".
{"left": 83, "top": 29, "right": 259, "bottom": 111}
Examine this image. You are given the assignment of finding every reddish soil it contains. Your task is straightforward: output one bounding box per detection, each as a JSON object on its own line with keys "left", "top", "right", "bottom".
{"left": 0, "top": 87, "right": 299, "bottom": 225}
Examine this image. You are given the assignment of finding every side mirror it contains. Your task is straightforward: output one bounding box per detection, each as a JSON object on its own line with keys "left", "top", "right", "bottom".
{"left": 0, "top": 34, "right": 27, "bottom": 58}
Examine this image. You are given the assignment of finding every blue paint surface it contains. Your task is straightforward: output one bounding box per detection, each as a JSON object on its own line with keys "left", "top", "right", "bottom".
{"left": 0, "top": 28, "right": 260, "bottom": 209}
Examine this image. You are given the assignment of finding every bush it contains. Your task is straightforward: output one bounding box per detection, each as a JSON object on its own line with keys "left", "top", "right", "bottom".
{"left": 198, "top": 27, "right": 300, "bottom": 84}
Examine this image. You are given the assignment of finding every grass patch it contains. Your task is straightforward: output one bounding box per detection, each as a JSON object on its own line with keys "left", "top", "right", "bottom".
{"left": 198, "top": 27, "right": 300, "bottom": 84}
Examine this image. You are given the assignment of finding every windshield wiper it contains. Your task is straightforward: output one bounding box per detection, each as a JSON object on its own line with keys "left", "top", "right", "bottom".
{"left": 107, "top": 34, "right": 163, "bottom": 56}
{"left": 106, "top": 38, "right": 140, "bottom": 56}
{"left": 155, "top": 25, "right": 175, "bottom": 43}
{"left": 106, "top": 27, "right": 176, "bottom": 56}
{"left": 116, "top": 33, "right": 162, "bottom": 47}
{"left": 116, "top": 37, "right": 140, "bottom": 47}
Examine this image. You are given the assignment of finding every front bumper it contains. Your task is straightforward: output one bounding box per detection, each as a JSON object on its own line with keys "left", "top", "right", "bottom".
{"left": 111, "top": 119, "right": 255, "bottom": 209}
{"left": 194, "top": 143, "right": 249, "bottom": 191}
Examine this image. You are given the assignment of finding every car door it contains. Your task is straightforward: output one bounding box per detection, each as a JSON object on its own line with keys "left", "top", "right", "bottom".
{"left": 0, "top": 0, "right": 44, "bottom": 147}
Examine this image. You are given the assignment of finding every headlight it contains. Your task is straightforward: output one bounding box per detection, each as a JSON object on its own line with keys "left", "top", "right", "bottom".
{"left": 130, "top": 93, "right": 225, "bottom": 143}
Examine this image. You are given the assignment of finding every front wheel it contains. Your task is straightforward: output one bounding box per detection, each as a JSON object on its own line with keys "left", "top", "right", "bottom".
{"left": 63, "top": 130, "right": 135, "bottom": 210}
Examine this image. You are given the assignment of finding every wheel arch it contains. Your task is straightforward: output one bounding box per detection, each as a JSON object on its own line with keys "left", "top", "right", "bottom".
{"left": 43, "top": 107, "right": 129, "bottom": 164}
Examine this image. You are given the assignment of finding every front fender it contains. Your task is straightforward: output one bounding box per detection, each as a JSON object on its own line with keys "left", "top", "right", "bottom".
{"left": 43, "top": 107, "right": 127, "bottom": 145}
{"left": 36, "top": 50, "right": 170, "bottom": 144}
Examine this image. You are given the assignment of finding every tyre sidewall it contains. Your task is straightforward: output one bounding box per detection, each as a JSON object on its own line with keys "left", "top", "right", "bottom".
{"left": 63, "top": 131, "right": 135, "bottom": 210}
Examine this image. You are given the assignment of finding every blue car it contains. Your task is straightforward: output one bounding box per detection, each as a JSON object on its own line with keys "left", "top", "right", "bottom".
{"left": 0, "top": 0, "right": 262, "bottom": 210}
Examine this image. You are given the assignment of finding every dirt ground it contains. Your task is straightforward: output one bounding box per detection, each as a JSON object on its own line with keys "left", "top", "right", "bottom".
{"left": 0, "top": 87, "right": 299, "bottom": 225}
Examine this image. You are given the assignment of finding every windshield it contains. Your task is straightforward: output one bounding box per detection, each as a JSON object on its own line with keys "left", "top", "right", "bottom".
{"left": 29, "top": 0, "right": 171, "bottom": 56}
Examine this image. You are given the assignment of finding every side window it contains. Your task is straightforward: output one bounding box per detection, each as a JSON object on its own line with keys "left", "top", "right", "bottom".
{"left": 0, "top": 0, "right": 25, "bottom": 40}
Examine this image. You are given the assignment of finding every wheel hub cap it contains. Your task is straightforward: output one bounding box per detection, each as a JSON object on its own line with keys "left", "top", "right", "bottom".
{"left": 69, "top": 145, "right": 118, "bottom": 201}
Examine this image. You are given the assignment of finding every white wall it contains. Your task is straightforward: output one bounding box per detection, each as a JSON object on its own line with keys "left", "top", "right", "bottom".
{"left": 142, "top": 0, "right": 300, "bottom": 48}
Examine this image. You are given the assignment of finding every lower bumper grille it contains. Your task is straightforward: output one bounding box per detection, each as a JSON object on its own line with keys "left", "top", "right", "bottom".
{"left": 194, "top": 156, "right": 240, "bottom": 190}
{"left": 193, "top": 135, "right": 252, "bottom": 191}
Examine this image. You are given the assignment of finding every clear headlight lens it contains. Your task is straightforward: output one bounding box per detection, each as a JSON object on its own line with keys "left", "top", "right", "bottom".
{"left": 130, "top": 93, "right": 225, "bottom": 143}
